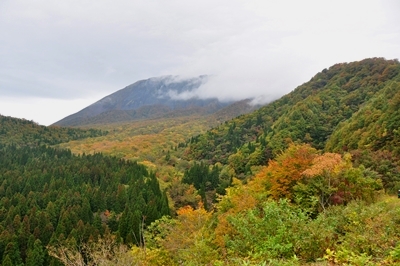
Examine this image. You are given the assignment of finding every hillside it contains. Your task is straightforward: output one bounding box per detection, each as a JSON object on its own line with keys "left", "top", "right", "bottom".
{"left": 184, "top": 58, "right": 400, "bottom": 166}
{"left": 0, "top": 114, "right": 106, "bottom": 146}
{"left": 326, "top": 81, "right": 400, "bottom": 154}
{"left": 52, "top": 75, "right": 256, "bottom": 127}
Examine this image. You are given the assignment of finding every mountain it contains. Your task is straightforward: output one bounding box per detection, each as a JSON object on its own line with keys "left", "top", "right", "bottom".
{"left": 183, "top": 57, "right": 400, "bottom": 170}
{"left": 53, "top": 75, "right": 254, "bottom": 127}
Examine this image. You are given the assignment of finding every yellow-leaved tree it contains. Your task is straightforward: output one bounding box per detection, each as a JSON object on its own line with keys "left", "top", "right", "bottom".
{"left": 139, "top": 203, "right": 217, "bottom": 265}
{"left": 214, "top": 178, "right": 258, "bottom": 253}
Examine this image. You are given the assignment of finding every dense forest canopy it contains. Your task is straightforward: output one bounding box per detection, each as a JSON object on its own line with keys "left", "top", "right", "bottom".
{"left": 0, "top": 120, "right": 169, "bottom": 265}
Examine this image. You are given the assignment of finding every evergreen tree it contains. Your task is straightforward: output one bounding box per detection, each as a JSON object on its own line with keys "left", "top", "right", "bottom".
{"left": 2, "top": 255, "right": 13, "bottom": 266}
{"left": 25, "top": 239, "right": 45, "bottom": 266}
{"left": 3, "top": 241, "right": 22, "bottom": 266}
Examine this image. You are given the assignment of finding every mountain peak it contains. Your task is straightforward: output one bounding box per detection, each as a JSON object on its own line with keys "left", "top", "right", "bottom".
{"left": 52, "top": 75, "right": 237, "bottom": 127}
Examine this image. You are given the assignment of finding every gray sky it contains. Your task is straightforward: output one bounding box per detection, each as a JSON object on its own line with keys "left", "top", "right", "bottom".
{"left": 1, "top": 0, "right": 399, "bottom": 125}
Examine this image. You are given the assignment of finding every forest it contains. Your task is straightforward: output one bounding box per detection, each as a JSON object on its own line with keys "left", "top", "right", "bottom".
{"left": 0, "top": 117, "right": 169, "bottom": 265}
{"left": 1, "top": 57, "right": 400, "bottom": 265}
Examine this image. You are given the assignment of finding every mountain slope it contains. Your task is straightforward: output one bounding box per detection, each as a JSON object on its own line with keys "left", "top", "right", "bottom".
{"left": 183, "top": 58, "right": 400, "bottom": 166}
{"left": 326, "top": 80, "right": 400, "bottom": 154}
{"left": 53, "top": 75, "right": 243, "bottom": 127}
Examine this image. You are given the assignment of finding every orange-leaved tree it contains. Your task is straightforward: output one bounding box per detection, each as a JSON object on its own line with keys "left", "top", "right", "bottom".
{"left": 294, "top": 153, "right": 345, "bottom": 213}
{"left": 253, "top": 143, "right": 317, "bottom": 200}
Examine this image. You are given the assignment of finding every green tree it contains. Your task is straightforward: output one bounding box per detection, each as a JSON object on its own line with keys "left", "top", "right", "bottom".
{"left": 2, "top": 255, "right": 13, "bottom": 266}
{"left": 26, "top": 239, "right": 45, "bottom": 266}
{"left": 3, "top": 241, "right": 22, "bottom": 266}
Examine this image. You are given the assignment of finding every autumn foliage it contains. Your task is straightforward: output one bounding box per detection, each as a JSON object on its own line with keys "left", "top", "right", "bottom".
{"left": 253, "top": 143, "right": 317, "bottom": 200}
{"left": 302, "top": 152, "right": 344, "bottom": 177}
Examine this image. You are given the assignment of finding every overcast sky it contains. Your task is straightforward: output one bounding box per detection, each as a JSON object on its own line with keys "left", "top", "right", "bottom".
{"left": 1, "top": 0, "right": 399, "bottom": 125}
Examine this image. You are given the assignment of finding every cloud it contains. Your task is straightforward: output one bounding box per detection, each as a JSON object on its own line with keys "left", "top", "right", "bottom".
{"left": 167, "top": 89, "right": 198, "bottom": 101}
{"left": 160, "top": 0, "right": 400, "bottom": 103}
{"left": 0, "top": 0, "right": 399, "bottom": 124}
